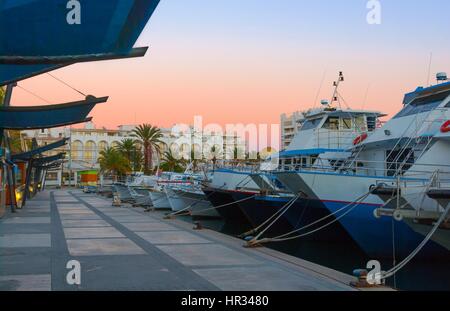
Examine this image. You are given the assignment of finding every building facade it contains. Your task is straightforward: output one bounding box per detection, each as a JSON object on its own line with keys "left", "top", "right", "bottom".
{"left": 21, "top": 122, "right": 245, "bottom": 187}
{"left": 280, "top": 111, "right": 304, "bottom": 150}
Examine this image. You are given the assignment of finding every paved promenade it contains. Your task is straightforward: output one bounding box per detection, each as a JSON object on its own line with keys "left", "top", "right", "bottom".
{"left": 0, "top": 189, "right": 360, "bottom": 291}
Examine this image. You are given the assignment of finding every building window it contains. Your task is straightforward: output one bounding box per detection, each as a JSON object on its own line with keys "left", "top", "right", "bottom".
{"left": 72, "top": 140, "right": 83, "bottom": 160}
{"left": 85, "top": 141, "right": 97, "bottom": 162}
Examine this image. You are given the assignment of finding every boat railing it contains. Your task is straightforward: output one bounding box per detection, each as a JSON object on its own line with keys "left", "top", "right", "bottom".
{"left": 275, "top": 159, "right": 450, "bottom": 181}
{"left": 313, "top": 128, "right": 363, "bottom": 149}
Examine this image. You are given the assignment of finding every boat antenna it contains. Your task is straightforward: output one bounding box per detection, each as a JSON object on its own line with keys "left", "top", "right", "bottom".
{"left": 313, "top": 68, "right": 328, "bottom": 108}
{"left": 426, "top": 52, "right": 433, "bottom": 86}
{"left": 330, "top": 71, "right": 344, "bottom": 109}
{"left": 361, "top": 83, "right": 371, "bottom": 110}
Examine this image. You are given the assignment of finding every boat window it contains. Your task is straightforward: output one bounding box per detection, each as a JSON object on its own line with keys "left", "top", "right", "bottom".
{"left": 322, "top": 117, "right": 339, "bottom": 130}
{"left": 300, "top": 118, "right": 321, "bottom": 131}
{"left": 354, "top": 116, "right": 366, "bottom": 131}
{"left": 341, "top": 118, "right": 352, "bottom": 130}
{"left": 386, "top": 149, "right": 414, "bottom": 176}
{"left": 366, "top": 116, "right": 377, "bottom": 131}
{"left": 394, "top": 90, "right": 450, "bottom": 119}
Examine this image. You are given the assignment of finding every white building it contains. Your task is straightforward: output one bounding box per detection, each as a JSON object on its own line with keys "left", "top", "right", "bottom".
{"left": 21, "top": 122, "right": 245, "bottom": 186}
{"left": 280, "top": 111, "right": 305, "bottom": 150}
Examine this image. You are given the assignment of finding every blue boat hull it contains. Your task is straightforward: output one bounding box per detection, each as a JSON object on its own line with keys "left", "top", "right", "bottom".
{"left": 202, "top": 187, "right": 253, "bottom": 232}
{"left": 322, "top": 200, "right": 450, "bottom": 259}
{"left": 230, "top": 192, "right": 351, "bottom": 241}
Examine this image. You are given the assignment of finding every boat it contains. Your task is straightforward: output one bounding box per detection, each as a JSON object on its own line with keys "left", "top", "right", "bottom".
{"left": 273, "top": 75, "right": 450, "bottom": 259}
{"left": 149, "top": 186, "right": 170, "bottom": 210}
{"left": 205, "top": 72, "right": 384, "bottom": 237}
{"left": 172, "top": 183, "right": 220, "bottom": 219}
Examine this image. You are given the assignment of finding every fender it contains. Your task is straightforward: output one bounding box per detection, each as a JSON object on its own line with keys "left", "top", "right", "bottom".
{"left": 353, "top": 132, "right": 368, "bottom": 145}
{"left": 440, "top": 120, "right": 450, "bottom": 133}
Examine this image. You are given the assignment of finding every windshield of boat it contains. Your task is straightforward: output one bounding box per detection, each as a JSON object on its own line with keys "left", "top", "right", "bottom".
{"left": 300, "top": 117, "right": 322, "bottom": 131}
{"left": 393, "top": 90, "right": 450, "bottom": 119}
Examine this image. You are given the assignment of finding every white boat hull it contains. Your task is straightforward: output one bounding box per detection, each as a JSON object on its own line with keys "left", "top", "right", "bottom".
{"left": 165, "top": 187, "right": 186, "bottom": 212}
{"left": 149, "top": 190, "right": 170, "bottom": 209}
{"left": 173, "top": 189, "right": 220, "bottom": 218}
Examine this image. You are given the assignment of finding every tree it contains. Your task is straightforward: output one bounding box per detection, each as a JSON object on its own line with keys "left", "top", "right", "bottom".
{"left": 0, "top": 86, "right": 5, "bottom": 105}
{"left": 160, "top": 149, "right": 185, "bottom": 173}
{"left": 132, "top": 124, "right": 163, "bottom": 174}
{"left": 98, "top": 147, "right": 130, "bottom": 180}
{"left": 115, "top": 138, "right": 142, "bottom": 171}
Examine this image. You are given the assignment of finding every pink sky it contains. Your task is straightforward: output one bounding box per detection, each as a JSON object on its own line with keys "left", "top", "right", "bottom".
{"left": 9, "top": 1, "right": 450, "bottom": 132}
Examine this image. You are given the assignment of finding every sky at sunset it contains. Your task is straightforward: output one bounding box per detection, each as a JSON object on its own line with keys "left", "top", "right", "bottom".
{"left": 10, "top": 0, "right": 450, "bottom": 131}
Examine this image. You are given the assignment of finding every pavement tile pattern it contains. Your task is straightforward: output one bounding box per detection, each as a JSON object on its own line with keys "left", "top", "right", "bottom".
{"left": 0, "top": 190, "right": 355, "bottom": 291}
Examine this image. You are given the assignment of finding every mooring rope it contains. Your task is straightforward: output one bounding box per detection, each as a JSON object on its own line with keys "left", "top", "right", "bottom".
{"left": 169, "top": 193, "right": 257, "bottom": 218}
{"left": 165, "top": 184, "right": 226, "bottom": 217}
{"left": 249, "top": 191, "right": 372, "bottom": 245}
{"left": 267, "top": 191, "right": 373, "bottom": 241}
{"left": 239, "top": 194, "right": 300, "bottom": 239}
{"left": 382, "top": 203, "right": 450, "bottom": 280}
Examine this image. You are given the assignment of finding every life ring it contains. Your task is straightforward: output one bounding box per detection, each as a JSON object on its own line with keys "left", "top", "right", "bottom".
{"left": 353, "top": 132, "right": 368, "bottom": 145}
{"left": 441, "top": 120, "right": 450, "bottom": 133}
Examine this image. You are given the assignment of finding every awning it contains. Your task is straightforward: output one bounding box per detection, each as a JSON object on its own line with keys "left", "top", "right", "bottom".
{"left": 33, "top": 153, "right": 66, "bottom": 165}
{"left": 276, "top": 148, "right": 346, "bottom": 159}
{"left": 0, "top": 1, "right": 159, "bottom": 58}
{"left": 0, "top": 47, "right": 148, "bottom": 87}
{"left": 35, "top": 160, "right": 65, "bottom": 170}
{"left": 11, "top": 139, "right": 68, "bottom": 161}
{"left": 0, "top": 95, "right": 108, "bottom": 130}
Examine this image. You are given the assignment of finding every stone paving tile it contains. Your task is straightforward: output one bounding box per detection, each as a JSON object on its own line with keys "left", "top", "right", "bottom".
{"left": 61, "top": 219, "right": 111, "bottom": 228}
{"left": 121, "top": 222, "right": 178, "bottom": 232}
{"left": 0, "top": 274, "right": 51, "bottom": 291}
{"left": 66, "top": 238, "right": 146, "bottom": 256}
{"left": 57, "top": 204, "right": 86, "bottom": 209}
{"left": 156, "top": 244, "right": 261, "bottom": 267}
{"left": 0, "top": 224, "right": 51, "bottom": 235}
{"left": 63, "top": 227, "right": 125, "bottom": 239}
{"left": 0, "top": 234, "right": 51, "bottom": 248}
{"left": 193, "top": 266, "right": 349, "bottom": 291}
{"left": 0, "top": 247, "right": 51, "bottom": 276}
{"left": 108, "top": 215, "right": 156, "bottom": 223}
{"left": 0, "top": 217, "right": 50, "bottom": 224}
{"left": 136, "top": 231, "right": 212, "bottom": 245}
{"left": 59, "top": 214, "right": 102, "bottom": 220}
{"left": 58, "top": 209, "right": 96, "bottom": 215}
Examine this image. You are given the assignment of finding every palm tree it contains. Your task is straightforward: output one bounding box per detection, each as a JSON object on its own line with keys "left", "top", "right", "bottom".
{"left": 161, "top": 150, "right": 185, "bottom": 173}
{"left": 98, "top": 147, "right": 130, "bottom": 180}
{"left": 116, "top": 138, "right": 144, "bottom": 172}
{"left": 132, "top": 124, "right": 163, "bottom": 174}
{"left": 0, "top": 86, "right": 5, "bottom": 105}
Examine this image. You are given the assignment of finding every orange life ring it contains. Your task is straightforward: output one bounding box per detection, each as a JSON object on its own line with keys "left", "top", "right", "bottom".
{"left": 353, "top": 132, "right": 368, "bottom": 145}
{"left": 441, "top": 120, "right": 450, "bottom": 133}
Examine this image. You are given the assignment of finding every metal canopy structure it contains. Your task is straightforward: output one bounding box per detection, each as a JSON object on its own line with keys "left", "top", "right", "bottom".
{"left": 0, "top": 1, "right": 159, "bottom": 57}
{"left": 11, "top": 139, "right": 68, "bottom": 161}
{"left": 0, "top": 96, "right": 108, "bottom": 130}
{"left": 0, "top": 0, "right": 161, "bottom": 214}
{"left": 0, "top": 47, "right": 148, "bottom": 87}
